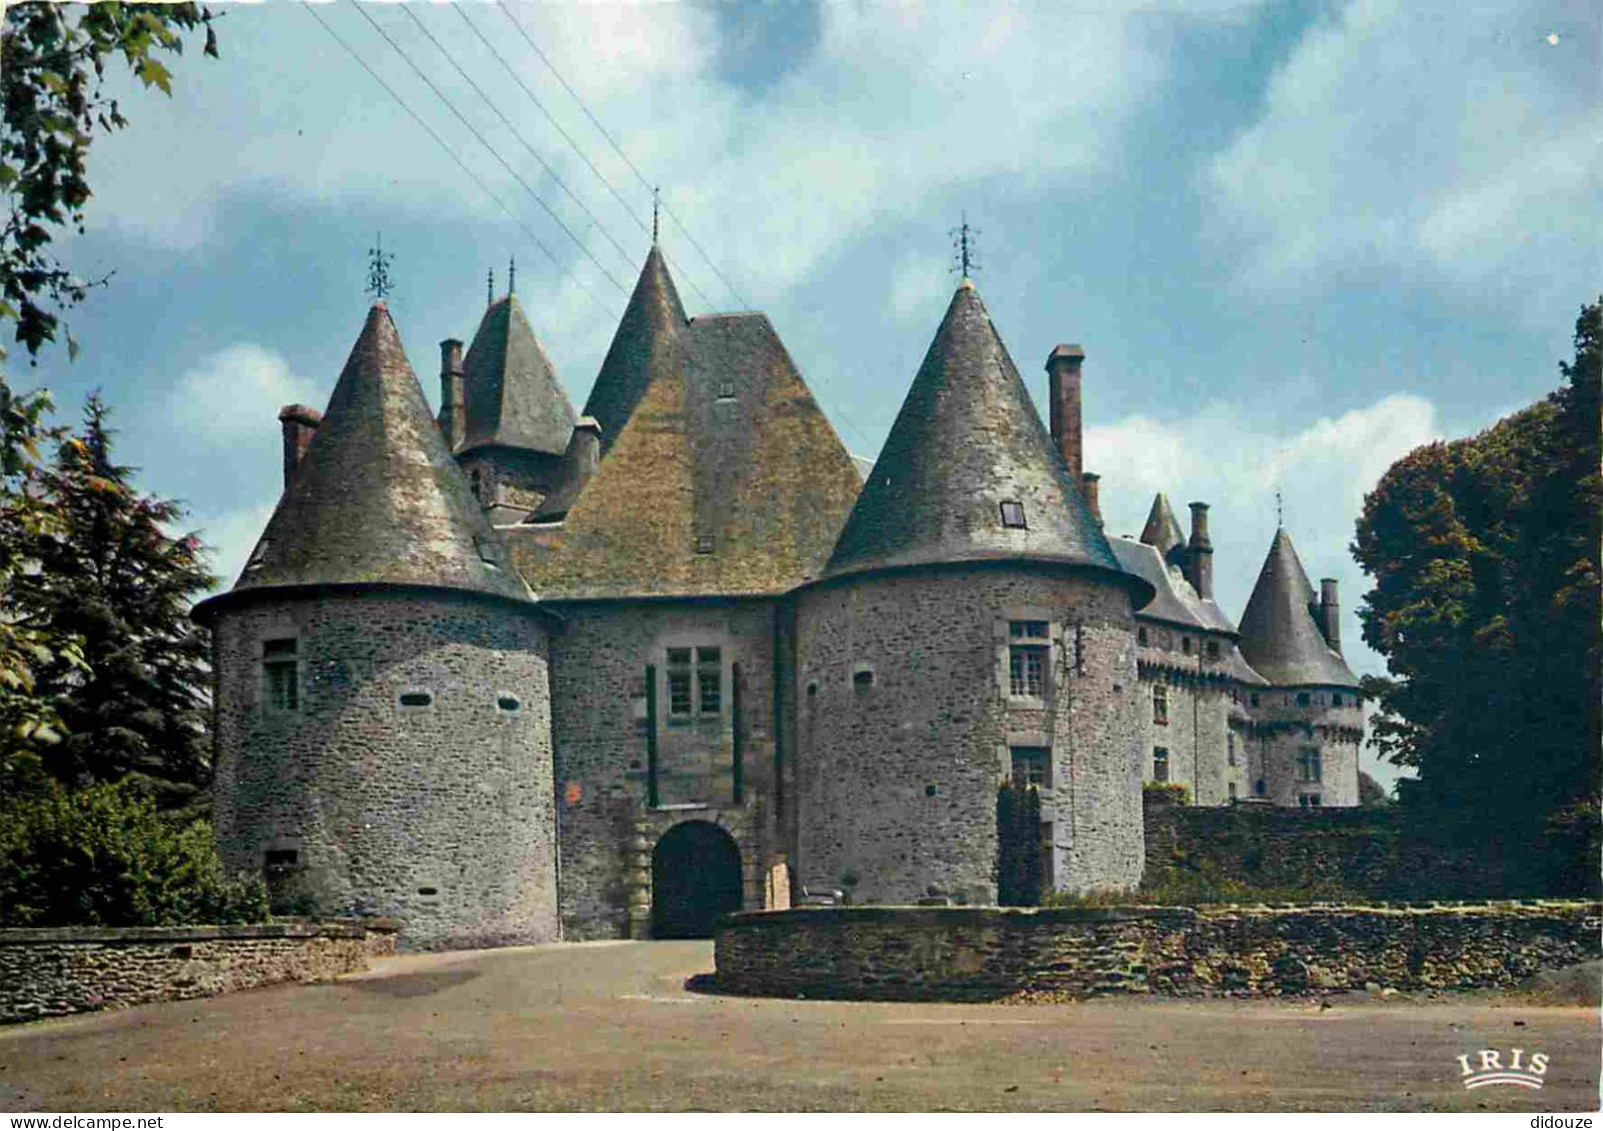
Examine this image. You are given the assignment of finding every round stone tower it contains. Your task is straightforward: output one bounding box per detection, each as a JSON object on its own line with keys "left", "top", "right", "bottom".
{"left": 194, "top": 303, "right": 559, "bottom": 950}
{"left": 793, "top": 280, "right": 1154, "bottom": 905}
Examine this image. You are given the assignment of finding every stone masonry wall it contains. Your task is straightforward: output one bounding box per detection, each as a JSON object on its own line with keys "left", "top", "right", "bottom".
{"left": 1243, "top": 687, "right": 1362, "bottom": 807}
{"left": 1, "top": 922, "right": 393, "bottom": 1024}
{"left": 715, "top": 902, "right": 1601, "bottom": 1001}
{"left": 546, "top": 598, "right": 784, "bottom": 939}
{"left": 212, "top": 590, "right": 557, "bottom": 951}
{"left": 1134, "top": 628, "right": 1237, "bottom": 806}
{"left": 1142, "top": 790, "right": 1600, "bottom": 900}
{"left": 795, "top": 564, "right": 1145, "bottom": 905}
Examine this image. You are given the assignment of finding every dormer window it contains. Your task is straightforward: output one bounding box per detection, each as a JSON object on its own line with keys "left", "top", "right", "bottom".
{"left": 245, "top": 540, "right": 270, "bottom": 572}
{"left": 1000, "top": 500, "right": 1027, "bottom": 529}
{"left": 473, "top": 535, "right": 500, "bottom": 570}
{"left": 716, "top": 382, "right": 736, "bottom": 401}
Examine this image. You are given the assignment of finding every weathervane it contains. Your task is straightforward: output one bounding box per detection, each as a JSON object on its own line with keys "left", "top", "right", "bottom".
{"left": 1276, "top": 489, "right": 1284, "bottom": 528}
{"left": 652, "top": 186, "right": 661, "bottom": 245}
{"left": 486, "top": 268, "right": 494, "bottom": 308}
{"left": 508, "top": 256, "right": 517, "bottom": 297}
{"left": 950, "top": 212, "right": 980, "bottom": 279}
{"left": 365, "top": 233, "right": 394, "bottom": 300}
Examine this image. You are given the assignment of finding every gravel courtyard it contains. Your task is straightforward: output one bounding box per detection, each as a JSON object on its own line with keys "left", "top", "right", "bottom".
{"left": 2, "top": 941, "right": 1597, "bottom": 1112}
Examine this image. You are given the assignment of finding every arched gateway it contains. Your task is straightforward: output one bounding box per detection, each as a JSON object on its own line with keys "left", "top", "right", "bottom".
{"left": 650, "top": 821, "right": 742, "bottom": 939}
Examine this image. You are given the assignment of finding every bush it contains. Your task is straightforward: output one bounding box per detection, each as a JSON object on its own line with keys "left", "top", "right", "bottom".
{"left": 0, "top": 780, "right": 267, "bottom": 927}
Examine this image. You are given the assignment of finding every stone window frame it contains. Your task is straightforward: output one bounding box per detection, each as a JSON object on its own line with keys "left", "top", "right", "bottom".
{"left": 1004, "top": 617, "right": 1052, "bottom": 702}
{"left": 1009, "top": 745, "right": 1051, "bottom": 789}
{"left": 661, "top": 637, "right": 730, "bottom": 726}
{"left": 260, "top": 636, "right": 300, "bottom": 714}
{"left": 1297, "top": 746, "right": 1323, "bottom": 783}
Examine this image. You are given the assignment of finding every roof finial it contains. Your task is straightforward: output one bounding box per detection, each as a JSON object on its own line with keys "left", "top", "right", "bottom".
{"left": 1275, "top": 489, "right": 1284, "bottom": 528}
{"left": 950, "top": 212, "right": 980, "bottom": 281}
{"left": 652, "top": 186, "right": 661, "bottom": 246}
{"left": 486, "top": 268, "right": 494, "bottom": 308}
{"left": 507, "top": 256, "right": 516, "bottom": 298}
{"left": 365, "top": 232, "right": 394, "bottom": 301}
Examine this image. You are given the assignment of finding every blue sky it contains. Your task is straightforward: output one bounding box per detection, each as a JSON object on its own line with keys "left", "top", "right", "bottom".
{"left": 15, "top": 0, "right": 1602, "bottom": 787}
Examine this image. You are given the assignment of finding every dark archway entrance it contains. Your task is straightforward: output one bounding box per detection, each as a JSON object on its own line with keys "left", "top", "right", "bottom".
{"left": 651, "top": 821, "right": 742, "bottom": 939}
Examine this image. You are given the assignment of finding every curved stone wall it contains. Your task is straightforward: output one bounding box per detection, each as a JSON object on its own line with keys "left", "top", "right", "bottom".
{"left": 714, "top": 902, "right": 1602, "bottom": 1002}
{"left": 212, "top": 590, "right": 557, "bottom": 950}
{"left": 795, "top": 564, "right": 1143, "bottom": 905}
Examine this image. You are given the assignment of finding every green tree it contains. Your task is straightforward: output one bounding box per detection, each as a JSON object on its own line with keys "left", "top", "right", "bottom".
{"left": 0, "top": 779, "right": 266, "bottom": 927}
{"left": 1356, "top": 770, "right": 1389, "bottom": 808}
{"left": 8, "top": 394, "right": 214, "bottom": 805}
{"left": 1, "top": 1, "right": 216, "bottom": 360}
{"left": 1353, "top": 299, "right": 1601, "bottom": 823}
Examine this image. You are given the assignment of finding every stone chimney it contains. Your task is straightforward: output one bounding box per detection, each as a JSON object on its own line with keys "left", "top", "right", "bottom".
{"left": 568, "top": 416, "right": 601, "bottom": 488}
{"left": 1080, "top": 472, "right": 1102, "bottom": 527}
{"left": 439, "top": 338, "right": 465, "bottom": 450}
{"left": 1318, "top": 578, "right": 1342, "bottom": 653}
{"left": 1186, "top": 501, "right": 1214, "bottom": 600}
{"left": 278, "top": 404, "right": 321, "bottom": 490}
{"left": 1045, "top": 344, "right": 1085, "bottom": 483}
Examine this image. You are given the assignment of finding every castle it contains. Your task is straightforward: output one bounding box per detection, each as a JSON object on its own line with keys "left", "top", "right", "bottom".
{"left": 193, "top": 243, "right": 1363, "bottom": 949}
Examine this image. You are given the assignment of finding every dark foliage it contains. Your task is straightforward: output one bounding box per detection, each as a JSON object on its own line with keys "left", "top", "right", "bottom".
{"left": 1356, "top": 770, "right": 1389, "bottom": 808}
{"left": 0, "top": 778, "right": 266, "bottom": 927}
{"left": 6, "top": 394, "right": 214, "bottom": 805}
{"left": 1353, "top": 299, "right": 1601, "bottom": 825}
{"left": 1, "top": 2, "right": 216, "bottom": 361}
{"left": 996, "top": 778, "right": 1043, "bottom": 906}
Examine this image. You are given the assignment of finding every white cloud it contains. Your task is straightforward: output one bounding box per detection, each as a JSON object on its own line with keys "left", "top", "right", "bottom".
{"left": 1086, "top": 392, "right": 1442, "bottom": 682}
{"left": 166, "top": 343, "right": 323, "bottom": 444}
{"left": 889, "top": 251, "right": 952, "bottom": 322}
{"left": 190, "top": 500, "right": 276, "bottom": 594}
{"left": 1202, "top": 0, "right": 1602, "bottom": 320}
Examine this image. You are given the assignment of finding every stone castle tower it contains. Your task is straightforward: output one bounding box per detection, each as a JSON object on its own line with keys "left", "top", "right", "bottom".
{"left": 202, "top": 243, "right": 1363, "bottom": 948}
{"left": 195, "top": 303, "right": 559, "bottom": 950}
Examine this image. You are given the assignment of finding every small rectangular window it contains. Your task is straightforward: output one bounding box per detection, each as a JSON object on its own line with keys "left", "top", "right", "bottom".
{"left": 1009, "top": 621, "right": 1049, "bottom": 640}
{"left": 1138, "top": 627, "right": 1149, "bottom": 646}
{"left": 1153, "top": 682, "right": 1169, "bottom": 726}
{"left": 1250, "top": 693, "right": 1260, "bottom": 708}
{"left": 1009, "top": 646, "right": 1046, "bottom": 697}
{"left": 1297, "top": 747, "right": 1322, "bottom": 783}
{"left": 1296, "top": 692, "right": 1311, "bottom": 706}
{"left": 1181, "top": 637, "right": 1192, "bottom": 655}
{"left": 1227, "top": 733, "right": 1236, "bottom": 767}
{"left": 263, "top": 638, "right": 298, "bottom": 712}
{"left": 1010, "top": 747, "right": 1050, "bottom": 789}
{"left": 1228, "top": 781, "right": 1238, "bottom": 800}
{"left": 999, "top": 500, "right": 1027, "bottom": 528}
{"left": 694, "top": 534, "right": 715, "bottom": 555}
{"left": 698, "top": 670, "right": 721, "bottom": 714}
{"left": 667, "top": 671, "right": 692, "bottom": 717}
{"left": 667, "top": 647, "right": 692, "bottom": 666}
{"left": 1206, "top": 641, "right": 1220, "bottom": 660}
{"left": 1153, "top": 747, "right": 1170, "bottom": 783}
{"left": 1331, "top": 692, "right": 1344, "bottom": 707}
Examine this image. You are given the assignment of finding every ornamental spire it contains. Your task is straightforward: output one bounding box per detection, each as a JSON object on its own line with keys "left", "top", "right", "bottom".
{"left": 365, "top": 233, "right": 394, "bottom": 300}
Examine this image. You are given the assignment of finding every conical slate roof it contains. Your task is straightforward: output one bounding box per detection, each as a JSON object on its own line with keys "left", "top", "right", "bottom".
{"left": 823, "top": 282, "right": 1135, "bottom": 589}
{"left": 460, "top": 294, "right": 576, "bottom": 457}
{"left": 521, "top": 311, "right": 861, "bottom": 599}
{"left": 1237, "top": 528, "right": 1357, "bottom": 688}
{"left": 221, "top": 303, "right": 527, "bottom": 604}
{"left": 1139, "top": 493, "right": 1186, "bottom": 565}
{"left": 581, "top": 245, "right": 687, "bottom": 454}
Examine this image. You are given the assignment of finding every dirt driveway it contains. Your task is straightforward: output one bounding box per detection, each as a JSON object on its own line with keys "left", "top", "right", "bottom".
{"left": 2, "top": 941, "right": 1597, "bottom": 1112}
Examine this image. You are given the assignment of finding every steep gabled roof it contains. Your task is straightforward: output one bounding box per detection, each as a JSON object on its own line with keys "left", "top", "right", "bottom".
{"left": 822, "top": 282, "right": 1132, "bottom": 588}
{"left": 1238, "top": 528, "right": 1357, "bottom": 688}
{"left": 1139, "top": 493, "right": 1186, "bottom": 565}
{"left": 581, "top": 245, "right": 688, "bottom": 454}
{"left": 520, "top": 310, "right": 861, "bottom": 599}
{"left": 460, "top": 294, "right": 576, "bottom": 457}
{"left": 1111, "top": 537, "right": 1212, "bottom": 632}
{"left": 219, "top": 303, "right": 527, "bottom": 604}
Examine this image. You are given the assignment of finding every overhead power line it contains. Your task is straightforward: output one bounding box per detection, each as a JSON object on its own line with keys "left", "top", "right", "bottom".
{"left": 493, "top": 0, "right": 751, "bottom": 311}
{"left": 346, "top": 1, "right": 629, "bottom": 301}
{"left": 302, "top": 3, "right": 617, "bottom": 320}
{"left": 450, "top": 5, "right": 718, "bottom": 315}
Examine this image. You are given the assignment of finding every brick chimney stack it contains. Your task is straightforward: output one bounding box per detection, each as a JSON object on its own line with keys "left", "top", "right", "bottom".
{"left": 1186, "top": 501, "right": 1214, "bottom": 600}
{"left": 1045, "top": 344, "right": 1085, "bottom": 484}
{"left": 1318, "top": 578, "right": 1342, "bottom": 653}
{"left": 277, "top": 404, "right": 321, "bottom": 490}
{"left": 1080, "top": 472, "right": 1102, "bottom": 527}
{"left": 568, "top": 416, "right": 601, "bottom": 486}
{"left": 439, "top": 338, "right": 465, "bottom": 450}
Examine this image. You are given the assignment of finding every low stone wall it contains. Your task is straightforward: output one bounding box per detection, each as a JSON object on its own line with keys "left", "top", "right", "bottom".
{"left": 0, "top": 920, "right": 398, "bottom": 1024}
{"left": 714, "top": 902, "right": 1602, "bottom": 1001}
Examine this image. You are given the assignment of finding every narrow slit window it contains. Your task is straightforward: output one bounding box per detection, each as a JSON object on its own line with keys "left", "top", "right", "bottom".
{"left": 999, "top": 500, "right": 1027, "bottom": 528}
{"left": 1152, "top": 747, "right": 1170, "bottom": 783}
{"left": 399, "top": 690, "right": 433, "bottom": 708}
{"left": 1153, "top": 682, "right": 1169, "bottom": 726}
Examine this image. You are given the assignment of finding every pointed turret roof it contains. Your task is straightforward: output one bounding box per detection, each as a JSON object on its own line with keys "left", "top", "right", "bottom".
{"left": 460, "top": 294, "right": 576, "bottom": 457}
{"left": 1139, "top": 493, "right": 1186, "bottom": 565}
{"left": 822, "top": 282, "right": 1137, "bottom": 591}
{"left": 519, "top": 310, "right": 862, "bottom": 599}
{"left": 1237, "top": 528, "right": 1357, "bottom": 687}
{"left": 211, "top": 304, "right": 528, "bottom": 606}
{"left": 581, "top": 245, "right": 688, "bottom": 453}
